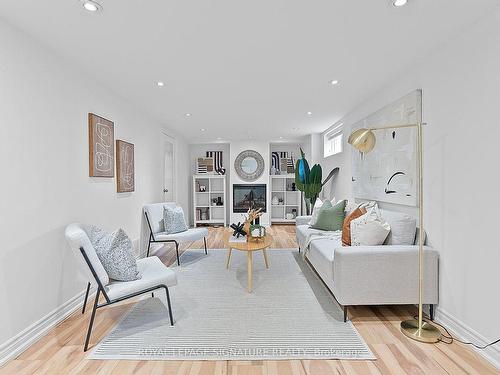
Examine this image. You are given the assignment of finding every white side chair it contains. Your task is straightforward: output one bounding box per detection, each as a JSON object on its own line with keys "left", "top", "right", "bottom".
{"left": 143, "top": 202, "right": 209, "bottom": 265}
{"left": 65, "top": 223, "right": 177, "bottom": 352}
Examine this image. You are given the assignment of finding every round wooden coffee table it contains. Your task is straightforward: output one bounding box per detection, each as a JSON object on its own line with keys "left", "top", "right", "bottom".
{"left": 223, "top": 229, "right": 272, "bottom": 293}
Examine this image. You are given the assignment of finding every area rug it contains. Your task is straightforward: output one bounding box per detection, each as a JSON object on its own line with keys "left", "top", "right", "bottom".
{"left": 89, "top": 249, "right": 374, "bottom": 360}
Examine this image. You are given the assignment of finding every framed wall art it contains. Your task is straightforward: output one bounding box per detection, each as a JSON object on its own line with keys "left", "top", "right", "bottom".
{"left": 88, "top": 113, "right": 114, "bottom": 177}
{"left": 116, "top": 140, "right": 135, "bottom": 193}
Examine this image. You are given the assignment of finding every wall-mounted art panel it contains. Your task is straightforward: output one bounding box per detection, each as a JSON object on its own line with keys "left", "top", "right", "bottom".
{"left": 88, "top": 113, "right": 114, "bottom": 177}
{"left": 351, "top": 90, "right": 422, "bottom": 206}
{"left": 116, "top": 140, "right": 135, "bottom": 193}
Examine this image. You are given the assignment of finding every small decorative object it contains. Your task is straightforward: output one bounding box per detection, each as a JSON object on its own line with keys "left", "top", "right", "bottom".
{"left": 234, "top": 150, "right": 265, "bottom": 181}
{"left": 295, "top": 148, "right": 340, "bottom": 215}
{"left": 292, "top": 208, "right": 297, "bottom": 218}
{"left": 212, "top": 198, "right": 218, "bottom": 206}
{"left": 286, "top": 213, "right": 294, "bottom": 220}
{"left": 216, "top": 167, "right": 226, "bottom": 175}
{"left": 116, "top": 140, "right": 134, "bottom": 192}
{"left": 230, "top": 222, "right": 246, "bottom": 238}
{"left": 201, "top": 211, "right": 208, "bottom": 221}
{"left": 217, "top": 196, "right": 223, "bottom": 205}
{"left": 197, "top": 157, "right": 214, "bottom": 174}
{"left": 243, "top": 208, "right": 263, "bottom": 235}
{"left": 291, "top": 182, "right": 296, "bottom": 191}
{"left": 278, "top": 197, "right": 284, "bottom": 205}
{"left": 206, "top": 151, "right": 223, "bottom": 172}
{"left": 88, "top": 113, "right": 114, "bottom": 177}
{"left": 199, "top": 185, "right": 206, "bottom": 192}
{"left": 271, "top": 152, "right": 280, "bottom": 173}
{"left": 272, "top": 195, "right": 279, "bottom": 206}
{"left": 249, "top": 224, "right": 266, "bottom": 241}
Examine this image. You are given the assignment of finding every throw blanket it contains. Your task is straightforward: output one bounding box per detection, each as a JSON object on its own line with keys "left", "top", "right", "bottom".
{"left": 303, "top": 230, "right": 342, "bottom": 258}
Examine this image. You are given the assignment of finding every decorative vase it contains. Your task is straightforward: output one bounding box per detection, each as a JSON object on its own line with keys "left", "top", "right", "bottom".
{"left": 272, "top": 195, "right": 279, "bottom": 205}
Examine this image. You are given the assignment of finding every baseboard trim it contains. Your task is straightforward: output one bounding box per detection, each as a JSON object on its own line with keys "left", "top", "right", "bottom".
{"left": 435, "top": 307, "right": 500, "bottom": 370}
{"left": 0, "top": 288, "right": 93, "bottom": 367}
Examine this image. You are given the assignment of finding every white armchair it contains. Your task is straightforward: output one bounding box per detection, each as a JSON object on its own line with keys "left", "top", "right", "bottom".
{"left": 143, "top": 203, "right": 209, "bottom": 265}
{"left": 65, "top": 223, "right": 177, "bottom": 352}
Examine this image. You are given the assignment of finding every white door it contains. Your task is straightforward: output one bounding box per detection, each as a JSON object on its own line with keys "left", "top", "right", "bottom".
{"left": 163, "top": 135, "right": 175, "bottom": 202}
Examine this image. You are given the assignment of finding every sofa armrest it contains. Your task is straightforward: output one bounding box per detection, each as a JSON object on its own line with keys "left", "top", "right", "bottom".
{"left": 332, "top": 245, "right": 439, "bottom": 306}
{"left": 295, "top": 215, "right": 312, "bottom": 226}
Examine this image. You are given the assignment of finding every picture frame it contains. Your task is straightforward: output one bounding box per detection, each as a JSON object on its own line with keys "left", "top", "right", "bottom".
{"left": 88, "top": 113, "right": 114, "bottom": 177}
{"left": 116, "top": 140, "right": 135, "bottom": 193}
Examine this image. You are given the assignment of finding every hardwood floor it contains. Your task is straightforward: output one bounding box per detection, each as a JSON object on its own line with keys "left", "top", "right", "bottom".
{"left": 1, "top": 225, "right": 497, "bottom": 374}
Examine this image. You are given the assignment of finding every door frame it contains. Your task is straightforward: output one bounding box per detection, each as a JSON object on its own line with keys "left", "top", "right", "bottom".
{"left": 161, "top": 129, "right": 177, "bottom": 203}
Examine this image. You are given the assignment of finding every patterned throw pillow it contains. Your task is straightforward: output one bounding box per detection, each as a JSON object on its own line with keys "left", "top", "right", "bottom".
{"left": 87, "top": 226, "right": 141, "bottom": 282}
{"left": 163, "top": 206, "right": 188, "bottom": 234}
{"left": 350, "top": 206, "right": 391, "bottom": 246}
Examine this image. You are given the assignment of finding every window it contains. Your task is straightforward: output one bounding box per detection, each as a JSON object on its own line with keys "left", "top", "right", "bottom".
{"left": 324, "top": 123, "right": 343, "bottom": 157}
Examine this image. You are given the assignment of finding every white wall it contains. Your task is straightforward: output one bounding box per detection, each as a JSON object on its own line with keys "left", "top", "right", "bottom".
{"left": 0, "top": 20, "right": 189, "bottom": 346}
{"left": 188, "top": 143, "right": 230, "bottom": 225}
{"left": 229, "top": 141, "right": 270, "bottom": 226}
{"left": 320, "top": 7, "right": 500, "bottom": 353}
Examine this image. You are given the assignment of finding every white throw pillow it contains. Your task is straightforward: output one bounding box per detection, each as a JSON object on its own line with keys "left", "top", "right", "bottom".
{"left": 350, "top": 207, "right": 391, "bottom": 246}
{"left": 163, "top": 206, "right": 188, "bottom": 234}
{"left": 309, "top": 198, "right": 323, "bottom": 226}
{"left": 381, "top": 210, "right": 417, "bottom": 245}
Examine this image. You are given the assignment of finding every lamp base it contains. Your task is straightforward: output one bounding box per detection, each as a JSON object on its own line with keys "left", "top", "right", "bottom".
{"left": 400, "top": 319, "right": 441, "bottom": 343}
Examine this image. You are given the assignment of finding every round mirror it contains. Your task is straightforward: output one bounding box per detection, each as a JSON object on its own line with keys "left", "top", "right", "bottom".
{"left": 234, "top": 150, "right": 265, "bottom": 181}
{"left": 241, "top": 157, "right": 258, "bottom": 174}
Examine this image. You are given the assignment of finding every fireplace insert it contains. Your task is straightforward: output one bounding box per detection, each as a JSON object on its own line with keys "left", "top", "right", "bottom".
{"left": 233, "top": 184, "right": 267, "bottom": 213}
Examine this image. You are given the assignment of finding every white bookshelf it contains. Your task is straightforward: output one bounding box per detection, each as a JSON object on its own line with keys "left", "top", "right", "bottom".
{"left": 193, "top": 175, "right": 226, "bottom": 227}
{"left": 270, "top": 174, "right": 301, "bottom": 224}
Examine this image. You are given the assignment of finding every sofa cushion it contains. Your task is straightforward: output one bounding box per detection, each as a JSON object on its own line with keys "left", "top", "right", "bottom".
{"left": 311, "top": 200, "right": 346, "bottom": 231}
{"left": 350, "top": 207, "right": 390, "bottom": 246}
{"left": 306, "top": 236, "right": 342, "bottom": 293}
{"left": 342, "top": 206, "right": 366, "bottom": 246}
{"left": 381, "top": 209, "right": 417, "bottom": 245}
{"left": 296, "top": 224, "right": 325, "bottom": 250}
{"left": 309, "top": 198, "right": 323, "bottom": 226}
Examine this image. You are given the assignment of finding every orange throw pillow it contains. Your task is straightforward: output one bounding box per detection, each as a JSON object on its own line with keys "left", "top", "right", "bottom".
{"left": 342, "top": 206, "right": 366, "bottom": 246}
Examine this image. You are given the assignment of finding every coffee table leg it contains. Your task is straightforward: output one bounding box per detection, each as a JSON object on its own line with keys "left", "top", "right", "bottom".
{"left": 262, "top": 249, "right": 269, "bottom": 269}
{"left": 226, "top": 248, "right": 232, "bottom": 269}
{"left": 247, "top": 251, "right": 253, "bottom": 293}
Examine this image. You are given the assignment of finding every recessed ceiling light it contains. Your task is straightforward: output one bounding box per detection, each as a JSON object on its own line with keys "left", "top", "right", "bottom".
{"left": 330, "top": 80, "right": 339, "bottom": 85}
{"left": 200, "top": 128, "right": 206, "bottom": 132}
{"left": 393, "top": 0, "right": 408, "bottom": 7}
{"left": 307, "top": 111, "right": 313, "bottom": 116}
{"left": 185, "top": 113, "right": 191, "bottom": 117}
{"left": 279, "top": 136, "right": 283, "bottom": 139}
{"left": 216, "top": 137, "right": 222, "bottom": 140}
{"left": 82, "top": 0, "right": 101, "bottom": 12}
{"left": 292, "top": 127, "right": 299, "bottom": 131}
{"left": 157, "top": 81, "right": 164, "bottom": 87}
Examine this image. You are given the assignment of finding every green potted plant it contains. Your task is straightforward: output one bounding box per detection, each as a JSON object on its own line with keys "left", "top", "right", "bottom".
{"left": 294, "top": 148, "right": 339, "bottom": 215}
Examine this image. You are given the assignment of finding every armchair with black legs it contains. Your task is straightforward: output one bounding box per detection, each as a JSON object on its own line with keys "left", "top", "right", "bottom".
{"left": 65, "top": 223, "right": 177, "bottom": 352}
{"left": 142, "top": 203, "right": 209, "bottom": 265}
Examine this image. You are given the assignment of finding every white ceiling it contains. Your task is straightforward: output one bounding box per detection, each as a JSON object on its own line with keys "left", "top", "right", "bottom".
{"left": 0, "top": 0, "right": 498, "bottom": 143}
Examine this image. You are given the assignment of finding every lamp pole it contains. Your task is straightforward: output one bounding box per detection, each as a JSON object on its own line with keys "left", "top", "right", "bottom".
{"left": 349, "top": 122, "right": 441, "bottom": 343}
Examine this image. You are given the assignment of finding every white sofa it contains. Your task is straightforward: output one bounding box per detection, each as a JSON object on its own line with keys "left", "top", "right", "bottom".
{"left": 296, "top": 210, "right": 439, "bottom": 322}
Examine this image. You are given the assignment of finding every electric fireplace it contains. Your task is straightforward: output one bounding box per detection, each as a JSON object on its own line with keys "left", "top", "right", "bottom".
{"left": 233, "top": 184, "right": 267, "bottom": 213}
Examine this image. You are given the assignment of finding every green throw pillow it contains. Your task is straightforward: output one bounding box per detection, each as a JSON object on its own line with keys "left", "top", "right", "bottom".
{"left": 311, "top": 199, "right": 347, "bottom": 231}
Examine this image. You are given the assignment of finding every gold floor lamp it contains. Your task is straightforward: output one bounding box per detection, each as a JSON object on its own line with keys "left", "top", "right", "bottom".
{"left": 348, "top": 122, "right": 441, "bottom": 343}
